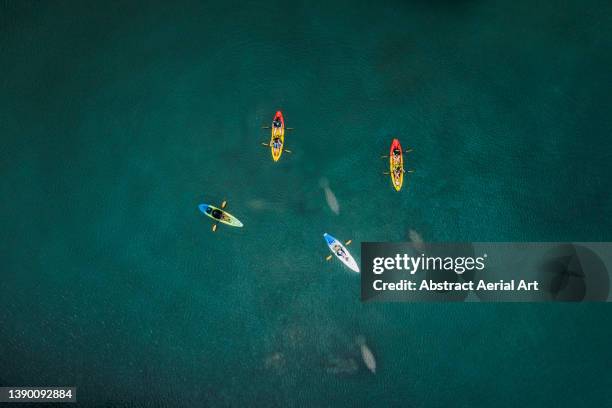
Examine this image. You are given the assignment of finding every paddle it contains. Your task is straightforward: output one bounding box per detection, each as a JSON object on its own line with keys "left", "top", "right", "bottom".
{"left": 212, "top": 223, "right": 218, "bottom": 232}
{"left": 262, "top": 126, "right": 294, "bottom": 130}
{"left": 262, "top": 142, "right": 291, "bottom": 153}
{"left": 384, "top": 169, "right": 413, "bottom": 175}
{"left": 326, "top": 255, "right": 333, "bottom": 261}
{"left": 382, "top": 148, "right": 412, "bottom": 158}
{"left": 345, "top": 240, "right": 352, "bottom": 246}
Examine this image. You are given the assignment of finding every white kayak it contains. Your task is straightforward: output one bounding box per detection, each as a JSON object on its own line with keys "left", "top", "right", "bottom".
{"left": 323, "top": 233, "right": 360, "bottom": 273}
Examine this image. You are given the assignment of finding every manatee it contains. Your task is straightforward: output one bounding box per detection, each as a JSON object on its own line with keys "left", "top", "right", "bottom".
{"left": 356, "top": 335, "right": 377, "bottom": 374}
{"left": 408, "top": 229, "right": 424, "bottom": 251}
{"left": 319, "top": 178, "right": 340, "bottom": 215}
{"left": 264, "top": 352, "right": 286, "bottom": 371}
{"left": 324, "top": 356, "right": 359, "bottom": 375}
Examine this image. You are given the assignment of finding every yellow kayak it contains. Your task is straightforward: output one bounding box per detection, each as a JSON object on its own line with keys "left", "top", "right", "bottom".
{"left": 270, "top": 111, "right": 285, "bottom": 162}
{"left": 389, "top": 138, "right": 404, "bottom": 191}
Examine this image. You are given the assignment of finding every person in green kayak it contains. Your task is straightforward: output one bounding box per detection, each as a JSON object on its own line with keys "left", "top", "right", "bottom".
{"left": 207, "top": 207, "right": 224, "bottom": 220}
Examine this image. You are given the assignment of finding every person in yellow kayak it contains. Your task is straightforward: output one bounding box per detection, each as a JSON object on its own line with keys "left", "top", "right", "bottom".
{"left": 391, "top": 147, "right": 403, "bottom": 179}
{"left": 272, "top": 137, "right": 282, "bottom": 149}
{"left": 393, "top": 165, "right": 403, "bottom": 180}
{"left": 392, "top": 147, "right": 401, "bottom": 163}
{"left": 271, "top": 116, "right": 283, "bottom": 149}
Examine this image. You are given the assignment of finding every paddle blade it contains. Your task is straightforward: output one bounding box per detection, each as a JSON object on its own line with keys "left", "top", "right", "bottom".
{"left": 221, "top": 200, "right": 227, "bottom": 209}
{"left": 261, "top": 142, "right": 269, "bottom": 147}
{"left": 286, "top": 127, "right": 295, "bottom": 131}
{"left": 382, "top": 172, "right": 390, "bottom": 175}
{"left": 262, "top": 126, "right": 271, "bottom": 129}
{"left": 284, "top": 149, "right": 292, "bottom": 154}
{"left": 405, "top": 148, "right": 413, "bottom": 153}
{"left": 380, "top": 155, "right": 388, "bottom": 159}
{"left": 212, "top": 224, "right": 218, "bottom": 232}
{"left": 407, "top": 169, "right": 415, "bottom": 173}
{"left": 326, "top": 255, "right": 333, "bottom": 261}
{"left": 345, "top": 240, "right": 352, "bottom": 246}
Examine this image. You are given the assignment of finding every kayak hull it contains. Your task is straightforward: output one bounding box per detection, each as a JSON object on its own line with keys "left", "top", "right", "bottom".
{"left": 323, "top": 233, "right": 359, "bottom": 273}
{"left": 198, "top": 204, "right": 243, "bottom": 227}
{"left": 389, "top": 138, "right": 403, "bottom": 191}
{"left": 270, "top": 111, "right": 285, "bottom": 162}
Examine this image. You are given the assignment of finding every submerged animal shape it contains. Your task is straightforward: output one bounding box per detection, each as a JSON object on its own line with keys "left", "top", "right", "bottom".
{"left": 263, "top": 352, "right": 286, "bottom": 372}
{"left": 408, "top": 229, "right": 424, "bottom": 251}
{"left": 319, "top": 177, "right": 340, "bottom": 215}
{"left": 324, "top": 356, "right": 359, "bottom": 375}
{"left": 246, "top": 198, "right": 268, "bottom": 211}
{"left": 356, "top": 335, "right": 377, "bottom": 374}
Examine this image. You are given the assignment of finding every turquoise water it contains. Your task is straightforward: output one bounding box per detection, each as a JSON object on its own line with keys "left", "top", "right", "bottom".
{"left": 1, "top": 1, "right": 612, "bottom": 406}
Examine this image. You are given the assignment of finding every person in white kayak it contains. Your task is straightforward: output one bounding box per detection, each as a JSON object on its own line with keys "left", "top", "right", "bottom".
{"left": 333, "top": 244, "right": 347, "bottom": 259}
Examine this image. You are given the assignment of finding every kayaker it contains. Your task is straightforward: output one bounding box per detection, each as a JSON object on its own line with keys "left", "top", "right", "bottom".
{"left": 273, "top": 137, "right": 282, "bottom": 149}
{"left": 211, "top": 209, "right": 223, "bottom": 220}
{"left": 393, "top": 166, "right": 403, "bottom": 179}
{"left": 333, "top": 244, "right": 346, "bottom": 258}
{"left": 273, "top": 117, "right": 282, "bottom": 128}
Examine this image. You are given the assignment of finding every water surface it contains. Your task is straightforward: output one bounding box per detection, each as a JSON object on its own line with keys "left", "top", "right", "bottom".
{"left": 1, "top": 1, "right": 611, "bottom": 406}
